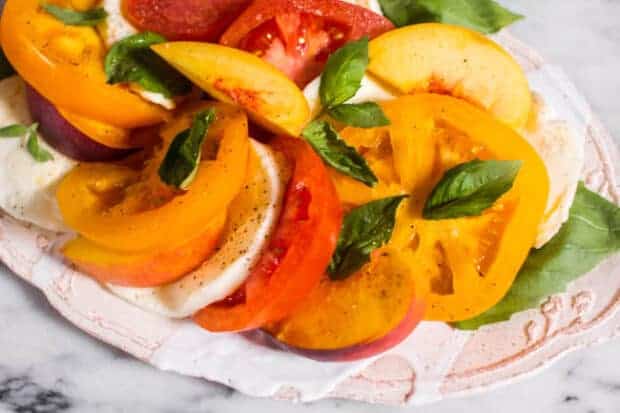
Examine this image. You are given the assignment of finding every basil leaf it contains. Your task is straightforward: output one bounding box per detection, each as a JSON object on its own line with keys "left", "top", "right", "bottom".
{"left": 378, "top": 0, "right": 436, "bottom": 27}
{"left": 456, "top": 183, "right": 620, "bottom": 330}
{"left": 302, "top": 120, "right": 377, "bottom": 187}
{"left": 378, "top": 0, "right": 522, "bottom": 34}
{"left": 0, "top": 48, "right": 16, "bottom": 81}
{"left": 159, "top": 109, "right": 217, "bottom": 189}
{"left": 41, "top": 3, "right": 108, "bottom": 26}
{"left": 329, "top": 195, "right": 407, "bottom": 280}
{"left": 328, "top": 102, "right": 391, "bottom": 128}
{"left": 423, "top": 159, "right": 521, "bottom": 220}
{"left": 0, "top": 124, "right": 28, "bottom": 138}
{"left": 26, "top": 124, "right": 54, "bottom": 162}
{"left": 319, "top": 37, "right": 369, "bottom": 109}
{"left": 105, "top": 32, "right": 192, "bottom": 98}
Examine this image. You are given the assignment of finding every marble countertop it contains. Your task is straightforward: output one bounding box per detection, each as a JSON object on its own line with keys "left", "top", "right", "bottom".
{"left": 1, "top": 0, "right": 619, "bottom": 412}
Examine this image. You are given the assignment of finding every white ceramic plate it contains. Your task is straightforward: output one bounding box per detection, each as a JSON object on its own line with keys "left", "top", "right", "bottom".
{"left": 0, "top": 32, "right": 618, "bottom": 406}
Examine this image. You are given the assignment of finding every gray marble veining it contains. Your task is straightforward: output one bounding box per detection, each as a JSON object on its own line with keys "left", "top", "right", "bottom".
{"left": 0, "top": 0, "right": 619, "bottom": 412}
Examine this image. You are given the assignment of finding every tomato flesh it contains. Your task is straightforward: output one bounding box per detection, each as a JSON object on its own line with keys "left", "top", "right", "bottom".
{"left": 240, "top": 13, "right": 348, "bottom": 87}
{"left": 123, "top": 0, "right": 251, "bottom": 41}
{"left": 193, "top": 136, "right": 343, "bottom": 332}
{"left": 221, "top": 0, "right": 394, "bottom": 87}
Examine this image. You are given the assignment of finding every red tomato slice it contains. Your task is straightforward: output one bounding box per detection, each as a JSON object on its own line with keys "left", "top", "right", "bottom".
{"left": 123, "top": 0, "right": 251, "bottom": 41}
{"left": 193, "top": 136, "right": 343, "bottom": 332}
{"left": 220, "top": 0, "right": 394, "bottom": 87}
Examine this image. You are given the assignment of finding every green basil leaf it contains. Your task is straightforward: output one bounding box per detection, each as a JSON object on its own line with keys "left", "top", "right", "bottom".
{"left": 105, "top": 32, "right": 192, "bottom": 98}
{"left": 423, "top": 159, "right": 521, "bottom": 220}
{"left": 456, "top": 183, "right": 620, "bottom": 330}
{"left": 378, "top": 0, "right": 522, "bottom": 33}
{"left": 328, "top": 102, "right": 391, "bottom": 128}
{"left": 319, "top": 37, "right": 369, "bottom": 109}
{"left": 41, "top": 3, "right": 108, "bottom": 26}
{"left": 0, "top": 48, "right": 16, "bottom": 81}
{"left": 302, "top": 120, "right": 377, "bottom": 187}
{"left": 159, "top": 109, "right": 217, "bottom": 189}
{"left": 26, "top": 123, "right": 54, "bottom": 162}
{"left": 329, "top": 195, "right": 407, "bottom": 280}
{"left": 0, "top": 124, "right": 28, "bottom": 138}
{"left": 378, "top": 0, "right": 437, "bottom": 27}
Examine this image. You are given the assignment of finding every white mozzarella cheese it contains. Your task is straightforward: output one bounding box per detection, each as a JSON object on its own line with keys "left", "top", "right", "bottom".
{"left": 523, "top": 95, "right": 585, "bottom": 248}
{"left": 100, "top": 0, "right": 138, "bottom": 47}
{"left": 108, "top": 140, "right": 289, "bottom": 318}
{"left": 0, "top": 77, "right": 76, "bottom": 232}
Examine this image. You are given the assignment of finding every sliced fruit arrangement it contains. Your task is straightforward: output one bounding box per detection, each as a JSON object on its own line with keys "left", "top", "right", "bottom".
{"left": 107, "top": 140, "right": 291, "bottom": 318}
{"left": 332, "top": 94, "right": 549, "bottom": 321}
{"left": 194, "top": 136, "right": 343, "bottom": 332}
{"left": 152, "top": 42, "right": 311, "bottom": 137}
{"left": 57, "top": 102, "right": 250, "bottom": 253}
{"left": 367, "top": 23, "right": 532, "bottom": 128}
{"left": 1, "top": 0, "right": 617, "bottom": 365}
{"left": 1, "top": 0, "right": 167, "bottom": 129}
{"left": 220, "top": 0, "right": 394, "bottom": 87}
{"left": 26, "top": 85, "right": 137, "bottom": 161}
{"left": 264, "top": 247, "right": 425, "bottom": 361}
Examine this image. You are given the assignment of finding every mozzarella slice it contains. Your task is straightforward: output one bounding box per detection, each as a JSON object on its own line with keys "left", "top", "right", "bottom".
{"left": 100, "top": 0, "right": 177, "bottom": 110}
{"left": 108, "top": 140, "right": 289, "bottom": 318}
{"left": 100, "top": 0, "right": 138, "bottom": 47}
{"left": 0, "top": 77, "right": 76, "bottom": 232}
{"left": 303, "top": 74, "right": 397, "bottom": 117}
{"left": 523, "top": 95, "right": 584, "bottom": 248}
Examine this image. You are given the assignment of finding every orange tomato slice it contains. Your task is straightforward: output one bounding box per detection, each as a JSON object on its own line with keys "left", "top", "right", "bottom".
{"left": 57, "top": 102, "right": 249, "bottom": 253}
{"left": 332, "top": 94, "right": 549, "bottom": 322}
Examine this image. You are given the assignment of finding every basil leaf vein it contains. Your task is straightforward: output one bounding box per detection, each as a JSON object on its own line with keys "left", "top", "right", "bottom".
{"left": 328, "top": 102, "right": 391, "bottom": 128}
{"left": 378, "top": 0, "right": 522, "bottom": 33}
{"left": 105, "top": 32, "right": 192, "bottom": 98}
{"left": 302, "top": 120, "right": 377, "bottom": 187}
{"left": 25, "top": 123, "right": 54, "bottom": 162}
{"left": 456, "top": 183, "right": 620, "bottom": 330}
{"left": 319, "top": 37, "right": 369, "bottom": 109}
{"left": 41, "top": 3, "right": 108, "bottom": 26}
{"left": 329, "top": 195, "right": 407, "bottom": 280}
{"left": 159, "top": 109, "right": 217, "bottom": 189}
{"left": 423, "top": 159, "right": 522, "bottom": 220}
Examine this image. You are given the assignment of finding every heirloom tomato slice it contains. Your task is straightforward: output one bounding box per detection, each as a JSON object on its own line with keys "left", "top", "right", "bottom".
{"left": 193, "top": 136, "right": 343, "bottom": 332}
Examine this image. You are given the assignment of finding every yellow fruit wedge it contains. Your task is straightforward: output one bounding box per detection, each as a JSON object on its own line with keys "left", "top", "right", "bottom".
{"left": 152, "top": 42, "right": 310, "bottom": 137}
{"left": 368, "top": 23, "right": 531, "bottom": 129}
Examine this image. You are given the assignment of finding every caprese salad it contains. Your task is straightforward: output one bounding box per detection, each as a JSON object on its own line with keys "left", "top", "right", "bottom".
{"left": 0, "top": 0, "right": 618, "bottom": 362}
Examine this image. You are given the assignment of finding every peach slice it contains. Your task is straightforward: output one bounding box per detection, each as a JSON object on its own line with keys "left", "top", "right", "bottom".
{"left": 259, "top": 299, "right": 424, "bottom": 362}
{"left": 63, "top": 213, "right": 227, "bottom": 288}
{"left": 152, "top": 42, "right": 310, "bottom": 137}
{"left": 264, "top": 248, "right": 424, "bottom": 360}
{"left": 368, "top": 23, "right": 531, "bottom": 128}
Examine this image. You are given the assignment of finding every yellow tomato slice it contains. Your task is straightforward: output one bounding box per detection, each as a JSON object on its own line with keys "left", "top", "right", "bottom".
{"left": 334, "top": 94, "right": 549, "bottom": 322}
{"left": 57, "top": 102, "right": 249, "bottom": 253}
{"left": 1, "top": 0, "right": 167, "bottom": 129}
